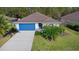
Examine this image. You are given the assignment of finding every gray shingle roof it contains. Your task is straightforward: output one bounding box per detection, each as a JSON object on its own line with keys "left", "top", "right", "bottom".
{"left": 16, "top": 12, "right": 61, "bottom": 24}
{"left": 61, "top": 11, "right": 79, "bottom": 25}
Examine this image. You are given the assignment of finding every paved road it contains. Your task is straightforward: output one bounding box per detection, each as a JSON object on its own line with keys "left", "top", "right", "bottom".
{"left": 0, "top": 31, "right": 35, "bottom": 51}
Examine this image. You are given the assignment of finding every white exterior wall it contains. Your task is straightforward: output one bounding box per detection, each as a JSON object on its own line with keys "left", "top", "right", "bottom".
{"left": 15, "top": 24, "right": 19, "bottom": 30}
{"left": 35, "top": 23, "right": 39, "bottom": 30}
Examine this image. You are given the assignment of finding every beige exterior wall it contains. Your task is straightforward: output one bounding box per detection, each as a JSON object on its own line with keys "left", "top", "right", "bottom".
{"left": 43, "top": 23, "right": 60, "bottom": 27}
{"left": 53, "top": 24, "right": 60, "bottom": 27}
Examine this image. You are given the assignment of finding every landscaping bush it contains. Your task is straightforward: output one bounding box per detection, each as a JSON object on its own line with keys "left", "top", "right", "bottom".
{"left": 41, "top": 25, "right": 64, "bottom": 41}
{"left": 0, "top": 15, "right": 15, "bottom": 36}
{"left": 10, "top": 28, "right": 18, "bottom": 33}
{"left": 66, "top": 24, "right": 74, "bottom": 29}
{"left": 66, "top": 24, "right": 79, "bottom": 32}
{"left": 3, "top": 27, "right": 18, "bottom": 37}
{"left": 73, "top": 25, "right": 79, "bottom": 31}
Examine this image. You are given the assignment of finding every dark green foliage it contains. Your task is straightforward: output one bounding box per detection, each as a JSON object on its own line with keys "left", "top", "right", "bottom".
{"left": 74, "top": 25, "right": 79, "bottom": 31}
{"left": 41, "top": 25, "right": 64, "bottom": 41}
{"left": 10, "top": 28, "right": 18, "bottom": 33}
{"left": 0, "top": 7, "right": 79, "bottom": 19}
{"left": 3, "top": 27, "right": 18, "bottom": 37}
{"left": 66, "top": 24, "right": 79, "bottom": 32}
{"left": 0, "top": 15, "right": 14, "bottom": 36}
{"left": 66, "top": 24, "right": 74, "bottom": 29}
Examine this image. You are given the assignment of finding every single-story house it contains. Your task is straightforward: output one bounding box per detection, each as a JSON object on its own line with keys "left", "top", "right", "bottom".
{"left": 61, "top": 11, "right": 79, "bottom": 25}
{"left": 13, "top": 12, "right": 61, "bottom": 31}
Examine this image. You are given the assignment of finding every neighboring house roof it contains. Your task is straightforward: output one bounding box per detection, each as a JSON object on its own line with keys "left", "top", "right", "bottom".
{"left": 61, "top": 11, "right": 79, "bottom": 25}
{"left": 14, "top": 12, "right": 61, "bottom": 24}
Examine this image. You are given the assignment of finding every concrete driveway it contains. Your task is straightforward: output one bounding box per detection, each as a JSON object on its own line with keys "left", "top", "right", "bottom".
{"left": 0, "top": 31, "right": 35, "bottom": 51}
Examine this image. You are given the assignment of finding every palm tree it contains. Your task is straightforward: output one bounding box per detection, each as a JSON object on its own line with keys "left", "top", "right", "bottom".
{"left": 0, "top": 15, "right": 13, "bottom": 36}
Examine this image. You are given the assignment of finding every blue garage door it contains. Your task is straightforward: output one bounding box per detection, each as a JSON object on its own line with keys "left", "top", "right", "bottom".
{"left": 19, "top": 23, "right": 35, "bottom": 31}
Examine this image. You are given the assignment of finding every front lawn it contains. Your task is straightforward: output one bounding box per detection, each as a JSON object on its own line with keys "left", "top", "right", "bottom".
{"left": 32, "top": 27, "right": 79, "bottom": 51}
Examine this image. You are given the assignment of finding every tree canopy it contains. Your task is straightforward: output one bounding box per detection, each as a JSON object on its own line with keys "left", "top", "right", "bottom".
{"left": 0, "top": 7, "right": 79, "bottom": 19}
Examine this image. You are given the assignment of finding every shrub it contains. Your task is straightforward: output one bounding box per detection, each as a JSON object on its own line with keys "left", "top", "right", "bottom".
{"left": 73, "top": 25, "right": 79, "bottom": 31}
{"left": 41, "top": 25, "right": 63, "bottom": 41}
{"left": 0, "top": 15, "right": 15, "bottom": 36}
{"left": 66, "top": 24, "right": 79, "bottom": 32}
{"left": 10, "top": 28, "right": 18, "bottom": 33}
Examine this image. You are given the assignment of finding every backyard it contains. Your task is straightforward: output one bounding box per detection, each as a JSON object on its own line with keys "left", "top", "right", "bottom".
{"left": 32, "top": 27, "right": 79, "bottom": 51}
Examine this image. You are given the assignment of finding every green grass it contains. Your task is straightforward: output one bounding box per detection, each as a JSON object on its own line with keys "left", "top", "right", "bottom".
{"left": 0, "top": 35, "right": 11, "bottom": 47}
{"left": 32, "top": 27, "right": 79, "bottom": 51}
